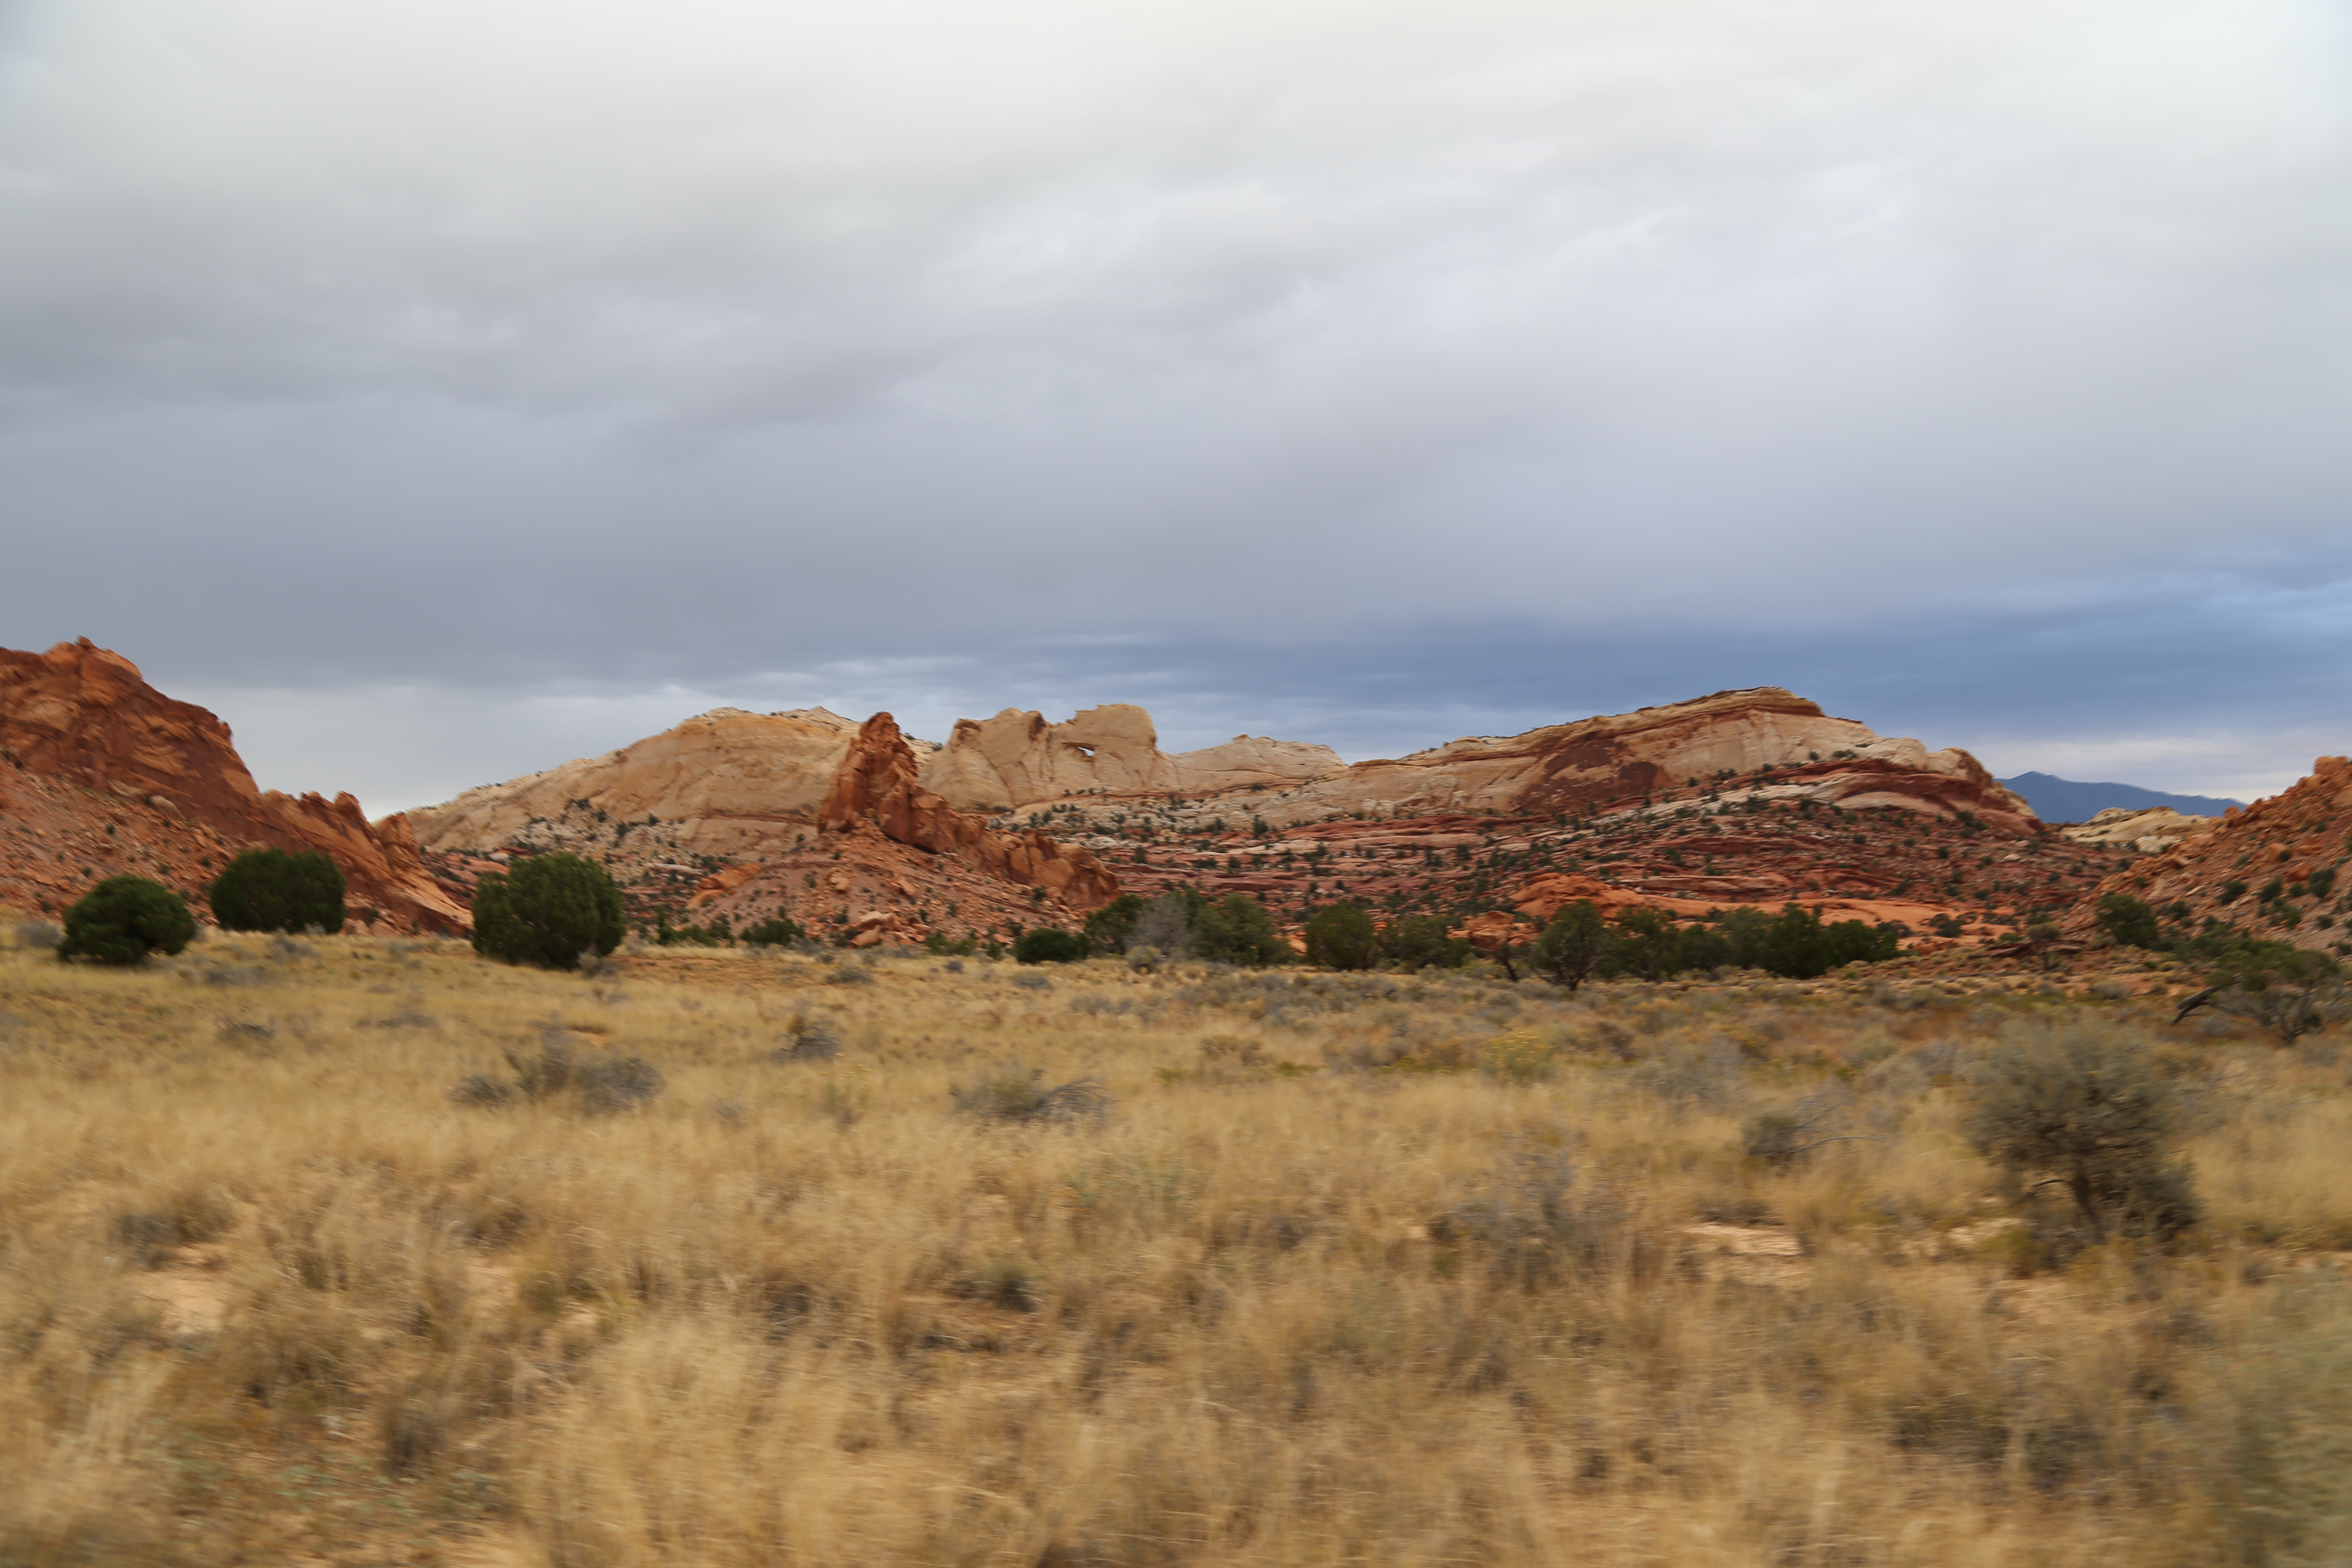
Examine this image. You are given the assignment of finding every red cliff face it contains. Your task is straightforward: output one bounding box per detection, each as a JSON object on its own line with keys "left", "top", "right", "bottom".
{"left": 0, "top": 640, "right": 466, "bottom": 932}
{"left": 819, "top": 712, "right": 1120, "bottom": 910}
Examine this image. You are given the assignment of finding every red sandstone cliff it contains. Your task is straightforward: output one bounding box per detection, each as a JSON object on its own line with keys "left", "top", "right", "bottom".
{"left": 0, "top": 640, "right": 466, "bottom": 931}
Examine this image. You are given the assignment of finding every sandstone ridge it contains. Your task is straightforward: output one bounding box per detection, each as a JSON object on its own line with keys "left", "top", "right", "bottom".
{"left": 643, "top": 712, "right": 1121, "bottom": 946}
{"left": 0, "top": 640, "right": 463, "bottom": 931}
{"left": 414, "top": 688, "right": 2019, "bottom": 858}
{"left": 404, "top": 707, "right": 874, "bottom": 859}
{"left": 407, "top": 700, "right": 1341, "bottom": 855}
{"left": 1230, "top": 687, "right": 2032, "bottom": 831}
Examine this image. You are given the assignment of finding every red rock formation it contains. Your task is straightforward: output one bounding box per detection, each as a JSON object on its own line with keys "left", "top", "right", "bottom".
{"left": 1097, "top": 758, "right": 2102, "bottom": 952}
{"left": 818, "top": 713, "right": 1120, "bottom": 910}
{"left": 2065, "top": 757, "right": 2352, "bottom": 956}
{"left": 0, "top": 640, "right": 466, "bottom": 932}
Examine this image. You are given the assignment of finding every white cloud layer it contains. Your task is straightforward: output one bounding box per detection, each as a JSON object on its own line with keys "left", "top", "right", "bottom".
{"left": 2, "top": 0, "right": 2348, "bottom": 806}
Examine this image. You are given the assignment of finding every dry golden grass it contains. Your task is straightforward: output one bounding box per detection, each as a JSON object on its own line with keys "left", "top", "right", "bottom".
{"left": 3, "top": 922, "right": 2351, "bottom": 1566}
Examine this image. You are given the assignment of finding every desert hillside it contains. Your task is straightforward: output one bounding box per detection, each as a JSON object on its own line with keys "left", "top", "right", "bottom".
{"left": 411, "top": 684, "right": 2084, "bottom": 952}
{"left": 0, "top": 640, "right": 463, "bottom": 932}
{"left": 2065, "top": 756, "right": 2352, "bottom": 956}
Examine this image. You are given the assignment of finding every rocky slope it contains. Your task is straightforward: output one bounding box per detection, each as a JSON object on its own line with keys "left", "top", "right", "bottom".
{"left": 2066, "top": 757, "right": 2352, "bottom": 956}
{"left": 0, "top": 640, "right": 464, "bottom": 931}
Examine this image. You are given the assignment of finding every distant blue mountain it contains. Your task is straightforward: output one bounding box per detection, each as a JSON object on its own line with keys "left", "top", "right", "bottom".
{"left": 1996, "top": 771, "right": 2244, "bottom": 824}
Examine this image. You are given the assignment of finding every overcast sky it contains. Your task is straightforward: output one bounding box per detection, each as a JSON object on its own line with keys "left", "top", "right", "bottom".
{"left": 3, "top": 0, "right": 2347, "bottom": 814}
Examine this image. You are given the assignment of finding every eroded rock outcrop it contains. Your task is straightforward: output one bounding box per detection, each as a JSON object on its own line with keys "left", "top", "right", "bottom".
{"left": 821, "top": 713, "right": 1119, "bottom": 909}
{"left": 918, "top": 704, "right": 1341, "bottom": 812}
{"left": 2060, "top": 805, "right": 2215, "bottom": 854}
{"left": 0, "top": 640, "right": 464, "bottom": 931}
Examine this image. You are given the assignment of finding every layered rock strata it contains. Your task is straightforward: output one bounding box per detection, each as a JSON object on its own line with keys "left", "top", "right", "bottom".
{"left": 1236, "top": 688, "right": 2033, "bottom": 830}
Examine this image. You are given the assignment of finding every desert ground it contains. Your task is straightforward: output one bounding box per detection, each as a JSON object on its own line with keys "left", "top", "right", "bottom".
{"left": 5, "top": 923, "right": 2350, "bottom": 1566}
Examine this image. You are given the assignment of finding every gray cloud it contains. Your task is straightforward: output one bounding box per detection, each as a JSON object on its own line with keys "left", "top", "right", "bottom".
{"left": 3, "top": 0, "right": 2348, "bottom": 809}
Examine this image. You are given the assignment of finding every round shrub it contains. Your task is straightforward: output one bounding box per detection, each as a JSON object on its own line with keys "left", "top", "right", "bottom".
{"left": 1964, "top": 1027, "right": 2199, "bottom": 1244}
{"left": 741, "top": 915, "right": 806, "bottom": 948}
{"left": 57, "top": 876, "right": 197, "bottom": 964}
{"left": 1014, "top": 927, "right": 1088, "bottom": 964}
{"left": 471, "top": 853, "right": 626, "bottom": 971}
{"left": 209, "top": 847, "right": 347, "bottom": 934}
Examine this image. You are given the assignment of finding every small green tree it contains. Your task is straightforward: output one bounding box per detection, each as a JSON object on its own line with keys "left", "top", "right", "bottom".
{"left": 2024, "top": 919, "right": 2069, "bottom": 973}
{"left": 1014, "top": 927, "right": 1088, "bottom": 964}
{"left": 57, "top": 876, "right": 197, "bottom": 964}
{"left": 2095, "top": 892, "right": 2162, "bottom": 950}
{"left": 471, "top": 853, "right": 626, "bottom": 971}
{"left": 1531, "top": 900, "right": 1607, "bottom": 991}
{"left": 1192, "top": 893, "right": 1288, "bottom": 967}
{"left": 1605, "top": 906, "right": 1682, "bottom": 983}
{"left": 208, "top": 847, "right": 346, "bottom": 934}
{"left": 1082, "top": 893, "right": 1148, "bottom": 954}
{"left": 1963, "top": 1029, "right": 2199, "bottom": 1245}
{"left": 1304, "top": 903, "right": 1378, "bottom": 971}
{"left": 1381, "top": 913, "right": 1471, "bottom": 970}
{"left": 1728, "top": 903, "right": 1899, "bottom": 978}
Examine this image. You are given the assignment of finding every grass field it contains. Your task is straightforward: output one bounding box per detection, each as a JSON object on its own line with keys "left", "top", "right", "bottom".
{"left": 4, "top": 923, "right": 2351, "bottom": 1566}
